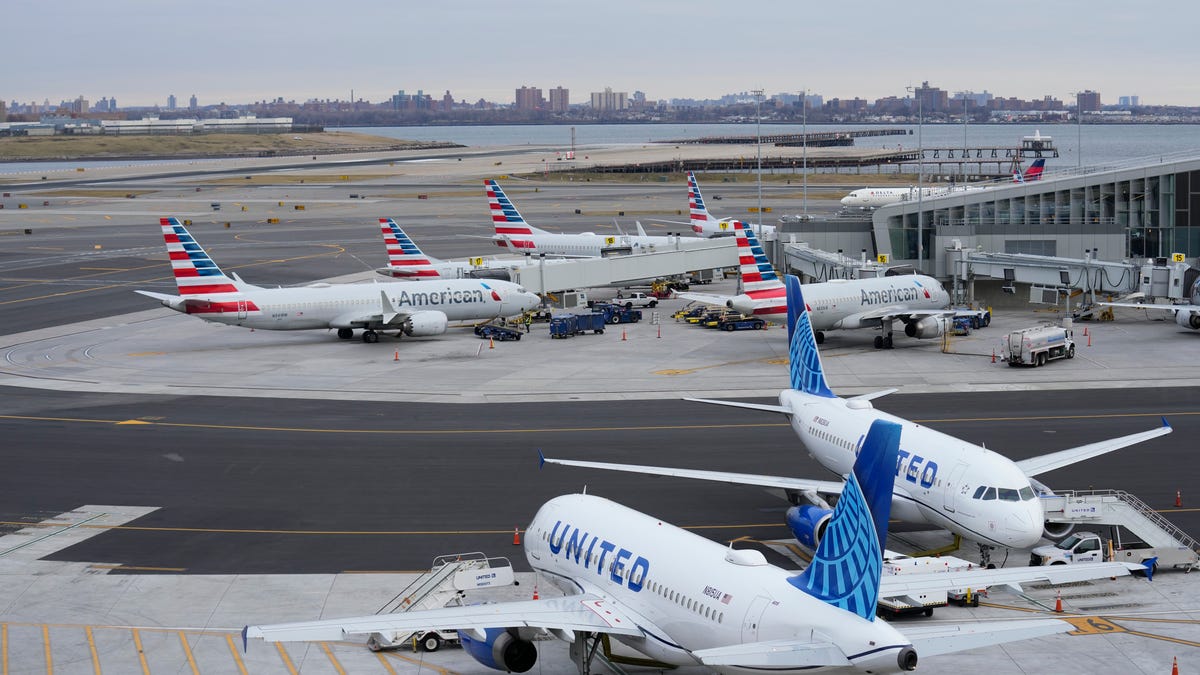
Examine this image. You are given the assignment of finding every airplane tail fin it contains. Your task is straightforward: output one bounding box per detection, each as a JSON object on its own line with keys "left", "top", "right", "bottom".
{"left": 158, "top": 217, "right": 244, "bottom": 297}
{"left": 379, "top": 218, "right": 442, "bottom": 278}
{"left": 1023, "top": 158, "right": 1046, "bottom": 182}
{"left": 687, "top": 171, "right": 713, "bottom": 233}
{"left": 788, "top": 419, "right": 900, "bottom": 621}
{"left": 784, "top": 274, "right": 835, "bottom": 398}
{"left": 734, "top": 221, "right": 786, "bottom": 315}
{"left": 486, "top": 179, "right": 543, "bottom": 249}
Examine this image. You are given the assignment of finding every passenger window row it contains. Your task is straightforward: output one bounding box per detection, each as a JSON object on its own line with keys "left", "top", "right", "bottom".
{"left": 645, "top": 580, "right": 724, "bottom": 624}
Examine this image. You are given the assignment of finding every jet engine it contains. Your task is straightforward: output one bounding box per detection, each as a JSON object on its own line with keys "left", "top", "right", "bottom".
{"left": 1043, "top": 520, "right": 1075, "bottom": 540}
{"left": 904, "top": 316, "right": 945, "bottom": 339}
{"left": 459, "top": 627, "right": 537, "bottom": 673}
{"left": 1176, "top": 310, "right": 1200, "bottom": 330}
{"left": 403, "top": 311, "right": 448, "bottom": 337}
{"left": 786, "top": 505, "right": 833, "bottom": 549}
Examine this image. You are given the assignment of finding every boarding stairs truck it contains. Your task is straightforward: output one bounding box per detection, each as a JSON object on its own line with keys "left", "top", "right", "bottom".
{"left": 1034, "top": 490, "right": 1200, "bottom": 573}
{"left": 1003, "top": 323, "right": 1075, "bottom": 367}
{"left": 366, "top": 552, "right": 516, "bottom": 652}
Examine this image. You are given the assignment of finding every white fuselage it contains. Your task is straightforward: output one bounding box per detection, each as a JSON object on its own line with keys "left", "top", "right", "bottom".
{"left": 171, "top": 279, "right": 539, "bottom": 331}
{"left": 778, "top": 390, "right": 1044, "bottom": 548}
{"left": 526, "top": 494, "right": 911, "bottom": 673}
{"left": 730, "top": 275, "right": 951, "bottom": 326}
{"left": 494, "top": 232, "right": 712, "bottom": 258}
{"left": 840, "top": 187, "right": 949, "bottom": 208}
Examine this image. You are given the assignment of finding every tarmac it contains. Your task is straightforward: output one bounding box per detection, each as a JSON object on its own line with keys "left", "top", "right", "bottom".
{"left": 0, "top": 146, "right": 1197, "bottom": 674}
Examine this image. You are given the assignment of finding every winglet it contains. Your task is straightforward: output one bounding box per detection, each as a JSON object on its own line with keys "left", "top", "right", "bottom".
{"left": 538, "top": 449, "right": 546, "bottom": 470}
{"left": 1143, "top": 557, "right": 1157, "bottom": 581}
{"left": 788, "top": 419, "right": 900, "bottom": 620}
{"left": 241, "top": 626, "right": 248, "bottom": 652}
{"left": 785, "top": 274, "right": 835, "bottom": 398}
{"left": 1162, "top": 416, "right": 1171, "bottom": 430}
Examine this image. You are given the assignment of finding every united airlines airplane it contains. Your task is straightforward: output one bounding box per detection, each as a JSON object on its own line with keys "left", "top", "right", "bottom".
{"left": 136, "top": 217, "right": 540, "bottom": 343}
{"left": 487, "top": 179, "right": 711, "bottom": 256}
{"left": 678, "top": 221, "right": 952, "bottom": 348}
{"left": 245, "top": 419, "right": 1145, "bottom": 673}
{"left": 546, "top": 275, "right": 1171, "bottom": 561}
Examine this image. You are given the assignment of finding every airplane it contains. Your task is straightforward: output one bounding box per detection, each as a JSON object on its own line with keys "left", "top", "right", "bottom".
{"left": 840, "top": 159, "right": 1046, "bottom": 209}
{"left": 244, "top": 419, "right": 1149, "bottom": 674}
{"left": 1101, "top": 273, "right": 1200, "bottom": 331}
{"left": 486, "top": 179, "right": 712, "bottom": 256}
{"left": 687, "top": 170, "right": 776, "bottom": 239}
{"left": 136, "top": 217, "right": 540, "bottom": 343}
{"left": 544, "top": 274, "right": 1172, "bottom": 562}
{"left": 376, "top": 217, "right": 550, "bottom": 281}
{"left": 677, "top": 221, "right": 953, "bottom": 348}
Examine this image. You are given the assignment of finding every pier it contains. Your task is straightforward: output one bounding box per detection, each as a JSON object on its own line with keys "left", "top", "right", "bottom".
{"left": 660, "top": 128, "right": 908, "bottom": 146}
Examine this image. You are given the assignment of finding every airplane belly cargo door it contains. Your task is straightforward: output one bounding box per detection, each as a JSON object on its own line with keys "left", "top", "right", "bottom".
{"left": 943, "top": 462, "right": 968, "bottom": 512}
{"left": 741, "top": 596, "right": 771, "bottom": 643}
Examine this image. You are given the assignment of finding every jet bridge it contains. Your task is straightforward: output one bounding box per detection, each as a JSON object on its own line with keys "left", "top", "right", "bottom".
{"left": 510, "top": 238, "right": 737, "bottom": 294}
{"left": 782, "top": 241, "right": 892, "bottom": 281}
{"left": 948, "top": 249, "right": 1141, "bottom": 308}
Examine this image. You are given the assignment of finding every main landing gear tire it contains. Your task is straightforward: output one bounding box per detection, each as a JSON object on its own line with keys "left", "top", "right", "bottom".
{"left": 420, "top": 634, "right": 443, "bottom": 652}
{"left": 337, "top": 328, "right": 353, "bottom": 340}
{"left": 874, "top": 336, "right": 883, "bottom": 349}
{"left": 362, "top": 330, "right": 379, "bottom": 344}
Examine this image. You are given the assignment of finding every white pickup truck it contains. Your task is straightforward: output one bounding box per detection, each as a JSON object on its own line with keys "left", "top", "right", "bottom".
{"left": 614, "top": 291, "right": 659, "bottom": 309}
{"left": 1030, "top": 531, "right": 1197, "bottom": 573}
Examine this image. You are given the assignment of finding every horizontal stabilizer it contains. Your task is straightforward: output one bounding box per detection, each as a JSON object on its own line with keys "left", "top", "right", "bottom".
{"left": 848, "top": 389, "right": 898, "bottom": 403}
{"left": 675, "top": 292, "right": 731, "bottom": 307}
{"left": 694, "top": 639, "right": 850, "bottom": 668}
{"left": 683, "top": 397, "right": 790, "bottom": 414}
{"left": 899, "top": 619, "right": 1069, "bottom": 658}
{"left": 1016, "top": 419, "right": 1172, "bottom": 477}
{"left": 539, "top": 454, "right": 845, "bottom": 494}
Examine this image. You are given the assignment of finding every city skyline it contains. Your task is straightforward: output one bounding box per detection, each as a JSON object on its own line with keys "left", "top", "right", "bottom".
{"left": 8, "top": 0, "right": 1199, "bottom": 107}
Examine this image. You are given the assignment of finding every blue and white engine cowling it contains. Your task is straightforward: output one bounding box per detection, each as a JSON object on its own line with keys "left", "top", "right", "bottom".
{"left": 786, "top": 504, "right": 833, "bottom": 549}
{"left": 458, "top": 627, "right": 537, "bottom": 672}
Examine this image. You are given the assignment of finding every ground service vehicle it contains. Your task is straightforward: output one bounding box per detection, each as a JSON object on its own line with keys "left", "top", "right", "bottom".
{"left": 1004, "top": 324, "right": 1075, "bottom": 366}
{"left": 1030, "top": 530, "right": 1197, "bottom": 572}
{"left": 590, "top": 303, "right": 642, "bottom": 325}
{"left": 614, "top": 291, "right": 658, "bottom": 309}
{"left": 549, "top": 313, "right": 606, "bottom": 338}
{"left": 474, "top": 324, "right": 522, "bottom": 341}
{"left": 718, "top": 315, "right": 766, "bottom": 331}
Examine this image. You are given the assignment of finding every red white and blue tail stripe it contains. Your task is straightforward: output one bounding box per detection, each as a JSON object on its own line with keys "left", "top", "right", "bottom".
{"left": 735, "top": 221, "right": 786, "bottom": 316}
{"left": 486, "top": 179, "right": 539, "bottom": 249}
{"left": 379, "top": 218, "right": 442, "bottom": 278}
{"left": 158, "top": 217, "right": 257, "bottom": 315}
{"left": 688, "top": 171, "right": 712, "bottom": 234}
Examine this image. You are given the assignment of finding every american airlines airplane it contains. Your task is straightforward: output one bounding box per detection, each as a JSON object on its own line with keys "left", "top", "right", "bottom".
{"left": 678, "top": 221, "right": 953, "bottom": 348}
{"left": 545, "top": 274, "right": 1171, "bottom": 561}
{"left": 245, "top": 419, "right": 1146, "bottom": 674}
{"left": 686, "top": 171, "right": 776, "bottom": 239}
{"left": 840, "top": 159, "right": 1046, "bottom": 209}
{"left": 136, "top": 217, "right": 540, "bottom": 343}
{"left": 487, "top": 179, "right": 711, "bottom": 256}
{"left": 375, "top": 217, "right": 551, "bottom": 281}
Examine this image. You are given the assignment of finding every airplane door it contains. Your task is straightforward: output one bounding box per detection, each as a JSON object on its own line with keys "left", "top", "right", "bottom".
{"left": 741, "top": 596, "right": 771, "bottom": 643}
{"left": 237, "top": 300, "right": 248, "bottom": 320}
{"left": 942, "top": 462, "right": 969, "bottom": 512}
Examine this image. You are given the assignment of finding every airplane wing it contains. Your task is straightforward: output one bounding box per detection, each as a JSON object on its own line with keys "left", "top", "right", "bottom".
{"left": 880, "top": 560, "right": 1144, "bottom": 601}
{"left": 245, "top": 594, "right": 644, "bottom": 645}
{"left": 674, "top": 291, "right": 731, "bottom": 307}
{"left": 540, "top": 454, "right": 846, "bottom": 496}
{"left": 896, "top": 619, "right": 1070, "bottom": 658}
{"left": 695, "top": 619, "right": 1069, "bottom": 667}
{"left": 1100, "top": 301, "right": 1199, "bottom": 312}
{"left": 1015, "top": 418, "right": 1172, "bottom": 477}
{"left": 683, "top": 397, "right": 791, "bottom": 414}
{"left": 849, "top": 306, "right": 956, "bottom": 322}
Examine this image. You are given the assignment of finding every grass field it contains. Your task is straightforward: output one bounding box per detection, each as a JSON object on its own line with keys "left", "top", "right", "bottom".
{"left": 0, "top": 131, "right": 456, "bottom": 161}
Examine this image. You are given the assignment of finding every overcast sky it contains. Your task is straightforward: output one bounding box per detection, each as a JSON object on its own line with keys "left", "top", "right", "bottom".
{"left": 9, "top": 0, "right": 1200, "bottom": 108}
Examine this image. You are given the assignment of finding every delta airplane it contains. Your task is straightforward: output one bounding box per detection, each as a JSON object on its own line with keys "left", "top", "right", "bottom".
{"left": 245, "top": 420, "right": 1147, "bottom": 674}
{"left": 840, "top": 159, "right": 1046, "bottom": 209}
{"left": 136, "top": 217, "right": 540, "bottom": 343}
{"left": 1101, "top": 274, "right": 1200, "bottom": 332}
{"left": 677, "top": 221, "right": 953, "bottom": 348}
{"left": 545, "top": 274, "right": 1171, "bottom": 560}
{"left": 687, "top": 170, "right": 776, "bottom": 239}
{"left": 487, "top": 179, "right": 712, "bottom": 256}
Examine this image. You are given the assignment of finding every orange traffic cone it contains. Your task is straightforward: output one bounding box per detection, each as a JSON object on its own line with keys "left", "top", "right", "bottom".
{"left": 393, "top": 350, "right": 399, "bottom": 362}
{"left": 657, "top": 324, "right": 661, "bottom": 339}
{"left": 1087, "top": 332, "right": 1092, "bottom": 347}
{"left": 1054, "top": 590, "right": 1063, "bottom": 613}
{"left": 532, "top": 584, "right": 539, "bottom": 600}
{"left": 1176, "top": 490, "right": 1183, "bottom": 508}
{"left": 512, "top": 527, "right": 520, "bottom": 545}
{"left": 1172, "top": 656, "right": 1179, "bottom": 675}
{"left": 489, "top": 337, "right": 495, "bottom": 350}
{"left": 991, "top": 348, "right": 996, "bottom": 364}
{"left": 621, "top": 328, "right": 627, "bottom": 341}
{"left": 1083, "top": 326, "right": 1089, "bottom": 336}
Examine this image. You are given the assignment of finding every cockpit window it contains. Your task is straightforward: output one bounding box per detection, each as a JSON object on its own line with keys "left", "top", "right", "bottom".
{"left": 972, "top": 486, "right": 986, "bottom": 499}
{"left": 997, "top": 488, "right": 1020, "bottom": 502}
{"left": 981, "top": 487, "right": 997, "bottom": 501}
{"left": 1019, "top": 486, "right": 1035, "bottom": 501}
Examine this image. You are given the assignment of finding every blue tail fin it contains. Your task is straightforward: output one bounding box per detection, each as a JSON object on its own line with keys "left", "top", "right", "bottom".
{"left": 785, "top": 274, "right": 835, "bottom": 398}
{"left": 788, "top": 419, "right": 900, "bottom": 621}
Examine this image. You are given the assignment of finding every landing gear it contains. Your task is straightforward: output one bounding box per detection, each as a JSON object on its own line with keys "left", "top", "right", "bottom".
{"left": 569, "top": 632, "right": 603, "bottom": 675}
{"left": 815, "top": 331, "right": 825, "bottom": 344}
{"left": 978, "top": 543, "right": 994, "bottom": 569}
{"left": 873, "top": 334, "right": 893, "bottom": 349}
{"left": 361, "top": 330, "right": 379, "bottom": 344}
{"left": 337, "top": 328, "right": 353, "bottom": 340}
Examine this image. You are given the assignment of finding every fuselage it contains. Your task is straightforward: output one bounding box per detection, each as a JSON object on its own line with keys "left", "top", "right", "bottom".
{"left": 493, "top": 232, "right": 712, "bottom": 257}
{"left": 730, "top": 275, "right": 951, "bottom": 326}
{"left": 840, "top": 187, "right": 949, "bottom": 208}
{"left": 778, "top": 390, "right": 1044, "bottom": 548}
{"left": 525, "top": 494, "right": 911, "bottom": 673}
{"left": 169, "top": 279, "right": 539, "bottom": 330}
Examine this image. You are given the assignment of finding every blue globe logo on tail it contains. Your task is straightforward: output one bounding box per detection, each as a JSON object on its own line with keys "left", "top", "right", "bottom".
{"left": 785, "top": 275, "right": 835, "bottom": 398}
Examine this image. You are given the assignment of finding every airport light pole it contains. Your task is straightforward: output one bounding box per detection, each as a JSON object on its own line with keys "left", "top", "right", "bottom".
{"left": 1071, "top": 91, "right": 1083, "bottom": 169}
{"left": 801, "top": 88, "right": 808, "bottom": 218}
{"left": 754, "top": 89, "right": 764, "bottom": 240}
{"left": 907, "top": 85, "right": 924, "bottom": 271}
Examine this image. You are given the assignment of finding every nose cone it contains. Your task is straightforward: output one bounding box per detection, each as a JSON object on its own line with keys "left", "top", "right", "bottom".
{"left": 840, "top": 195, "right": 852, "bottom": 206}
{"left": 1003, "top": 500, "right": 1045, "bottom": 549}
{"left": 521, "top": 292, "right": 541, "bottom": 311}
